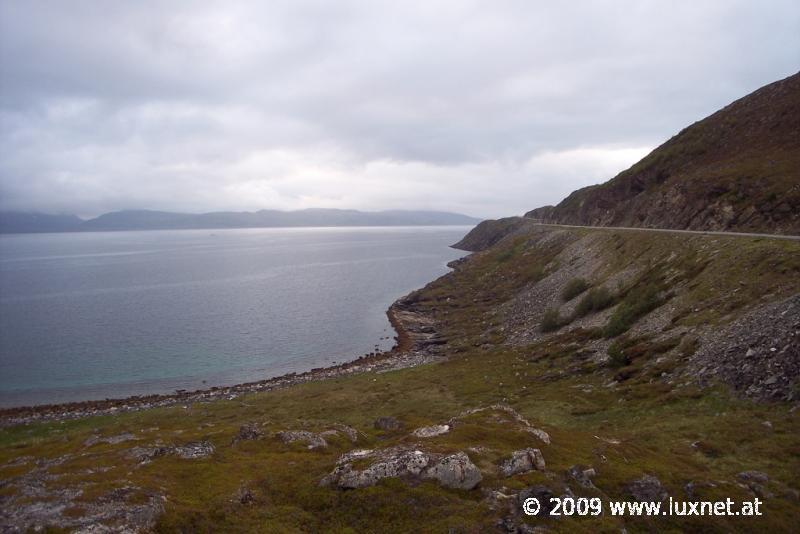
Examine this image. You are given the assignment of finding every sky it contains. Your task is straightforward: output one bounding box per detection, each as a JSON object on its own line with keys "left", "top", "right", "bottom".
{"left": 0, "top": 1, "right": 798, "bottom": 219}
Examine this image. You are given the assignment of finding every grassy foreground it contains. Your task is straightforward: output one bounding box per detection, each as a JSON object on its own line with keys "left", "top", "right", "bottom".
{"left": 1, "top": 226, "right": 799, "bottom": 533}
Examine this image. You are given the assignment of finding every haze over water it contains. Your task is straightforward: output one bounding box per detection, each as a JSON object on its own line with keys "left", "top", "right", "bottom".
{"left": 0, "top": 226, "right": 469, "bottom": 407}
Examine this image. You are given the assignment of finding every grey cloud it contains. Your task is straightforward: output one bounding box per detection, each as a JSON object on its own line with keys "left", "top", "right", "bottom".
{"left": 1, "top": 0, "right": 798, "bottom": 218}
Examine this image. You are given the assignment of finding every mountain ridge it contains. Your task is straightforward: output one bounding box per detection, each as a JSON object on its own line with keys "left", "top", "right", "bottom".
{"left": 525, "top": 71, "right": 800, "bottom": 234}
{"left": 0, "top": 208, "right": 480, "bottom": 234}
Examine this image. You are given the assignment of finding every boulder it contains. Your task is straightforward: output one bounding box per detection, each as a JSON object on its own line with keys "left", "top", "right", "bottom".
{"left": 500, "top": 448, "right": 546, "bottom": 477}
{"left": 423, "top": 452, "right": 482, "bottom": 490}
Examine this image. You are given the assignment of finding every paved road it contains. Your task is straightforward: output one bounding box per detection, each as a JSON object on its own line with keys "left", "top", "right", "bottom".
{"left": 525, "top": 220, "right": 800, "bottom": 241}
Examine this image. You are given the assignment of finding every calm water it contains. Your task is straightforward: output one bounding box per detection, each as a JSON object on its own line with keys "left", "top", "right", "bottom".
{"left": 0, "top": 226, "right": 470, "bottom": 407}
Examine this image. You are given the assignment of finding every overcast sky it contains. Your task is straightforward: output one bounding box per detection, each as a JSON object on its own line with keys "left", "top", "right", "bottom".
{"left": 1, "top": 1, "right": 798, "bottom": 219}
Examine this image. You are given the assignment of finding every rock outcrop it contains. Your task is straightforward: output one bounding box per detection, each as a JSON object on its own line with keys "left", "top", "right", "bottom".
{"left": 500, "top": 448, "right": 546, "bottom": 477}
{"left": 321, "top": 446, "right": 482, "bottom": 490}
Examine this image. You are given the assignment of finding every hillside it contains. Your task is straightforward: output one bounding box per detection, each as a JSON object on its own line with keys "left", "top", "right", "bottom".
{"left": 0, "top": 208, "right": 480, "bottom": 233}
{"left": 526, "top": 72, "right": 800, "bottom": 234}
{"left": 2, "top": 224, "right": 799, "bottom": 532}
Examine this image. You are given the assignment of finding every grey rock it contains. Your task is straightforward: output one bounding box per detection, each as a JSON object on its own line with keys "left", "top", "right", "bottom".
{"left": 324, "top": 447, "right": 431, "bottom": 489}
{"left": 525, "top": 427, "right": 551, "bottom": 444}
{"left": 500, "top": 448, "right": 546, "bottom": 477}
{"left": 127, "top": 446, "right": 171, "bottom": 464}
{"left": 233, "top": 423, "right": 263, "bottom": 443}
{"left": 567, "top": 465, "right": 596, "bottom": 488}
{"left": 276, "top": 430, "right": 328, "bottom": 449}
{"left": 737, "top": 471, "right": 769, "bottom": 484}
{"left": 173, "top": 441, "right": 215, "bottom": 459}
{"left": 627, "top": 474, "right": 668, "bottom": 502}
{"left": 423, "top": 452, "right": 482, "bottom": 490}
{"left": 333, "top": 424, "right": 360, "bottom": 442}
{"left": 412, "top": 424, "right": 451, "bottom": 438}
{"left": 322, "top": 446, "right": 481, "bottom": 491}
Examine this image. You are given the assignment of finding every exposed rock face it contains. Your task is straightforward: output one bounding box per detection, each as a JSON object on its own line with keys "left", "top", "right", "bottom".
{"left": 321, "top": 447, "right": 482, "bottom": 490}
{"left": 412, "top": 424, "right": 450, "bottom": 438}
{"left": 524, "top": 72, "right": 800, "bottom": 235}
{"left": 627, "top": 475, "right": 668, "bottom": 502}
{"left": 500, "top": 448, "right": 546, "bottom": 477}
{"left": 276, "top": 430, "right": 328, "bottom": 449}
{"left": 374, "top": 416, "right": 403, "bottom": 431}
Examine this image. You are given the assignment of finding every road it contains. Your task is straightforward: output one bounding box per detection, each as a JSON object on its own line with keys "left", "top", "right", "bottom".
{"left": 524, "top": 220, "right": 800, "bottom": 241}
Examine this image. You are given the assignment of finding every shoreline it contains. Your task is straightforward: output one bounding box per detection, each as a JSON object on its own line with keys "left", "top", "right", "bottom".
{"left": 0, "top": 295, "right": 444, "bottom": 427}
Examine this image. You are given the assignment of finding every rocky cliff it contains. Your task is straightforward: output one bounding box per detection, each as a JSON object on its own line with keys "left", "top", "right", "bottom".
{"left": 525, "top": 72, "right": 800, "bottom": 234}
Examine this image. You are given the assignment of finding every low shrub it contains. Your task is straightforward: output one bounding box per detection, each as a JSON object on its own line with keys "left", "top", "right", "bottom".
{"left": 540, "top": 308, "right": 564, "bottom": 332}
{"left": 607, "top": 337, "right": 636, "bottom": 368}
{"left": 561, "top": 278, "right": 590, "bottom": 301}
{"left": 603, "top": 285, "right": 663, "bottom": 338}
{"left": 573, "top": 287, "right": 615, "bottom": 318}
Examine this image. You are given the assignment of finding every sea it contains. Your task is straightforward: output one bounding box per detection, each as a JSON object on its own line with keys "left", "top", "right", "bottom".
{"left": 0, "top": 226, "right": 470, "bottom": 407}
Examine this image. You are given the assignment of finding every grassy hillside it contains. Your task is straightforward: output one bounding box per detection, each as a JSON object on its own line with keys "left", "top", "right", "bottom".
{"left": 526, "top": 72, "right": 800, "bottom": 234}
{"left": 2, "top": 226, "right": 798, "bottom": 532}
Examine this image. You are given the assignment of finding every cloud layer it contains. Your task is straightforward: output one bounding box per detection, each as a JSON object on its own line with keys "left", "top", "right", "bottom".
{"left": 1, "top": 0, "right": 798, "bottom": 218}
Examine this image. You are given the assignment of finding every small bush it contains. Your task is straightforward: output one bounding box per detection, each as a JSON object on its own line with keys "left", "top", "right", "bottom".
{"left": 540, "top": 308, "right": 564, "bottom": 332}
{"left": 603, "top": 285, "right": 663, "bottom": 338}
{"left": 607, "top": 336, "right": 636, "bottom": 368}
{"left": 573, "top": 287, "right": 615, "bottom": 318}
{"left": 561, "top": 278, "right": 590, "bottom": 301}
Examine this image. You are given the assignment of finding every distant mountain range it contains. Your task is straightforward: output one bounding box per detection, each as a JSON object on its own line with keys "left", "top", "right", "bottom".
{"left": 0, "top": 209, "right": 481, "bottom": 234}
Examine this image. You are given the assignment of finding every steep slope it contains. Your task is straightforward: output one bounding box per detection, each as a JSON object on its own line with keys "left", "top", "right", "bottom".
{"left": 526, "top": 72, "right": 800, "bottom": 234}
